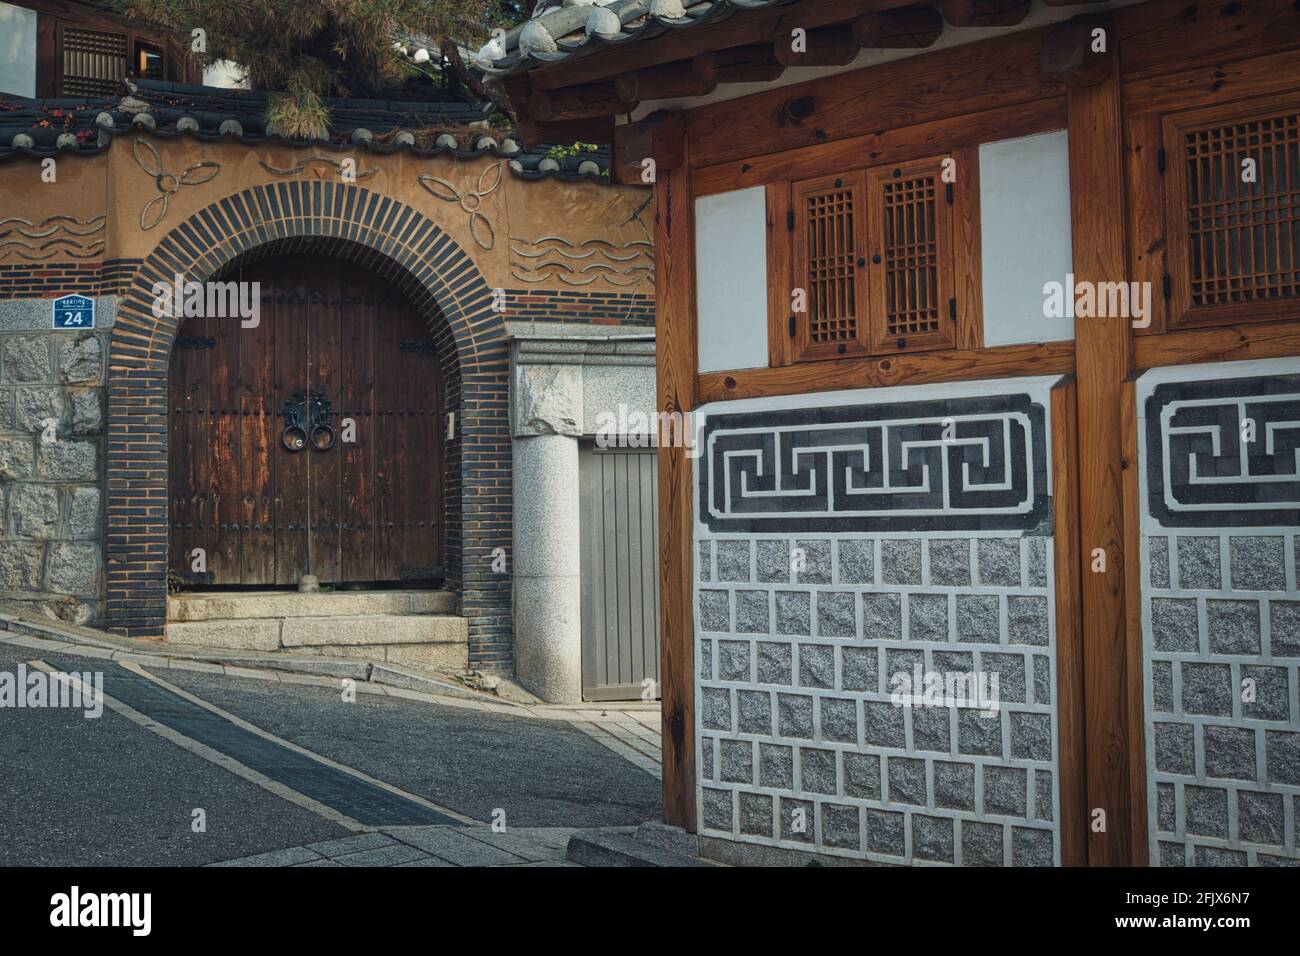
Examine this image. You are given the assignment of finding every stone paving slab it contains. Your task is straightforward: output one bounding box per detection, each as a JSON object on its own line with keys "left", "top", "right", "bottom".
{"left": 332, "top": 844, "right": 431, "bottom": 867}
{"left": 386, "top": 827, "right": 529, "bottom": 866}
{"left": 302, "top": 833, "right": 395, "bottom": 857}
{"left": 210, "top": 846, "right": 324, "bottom": 867}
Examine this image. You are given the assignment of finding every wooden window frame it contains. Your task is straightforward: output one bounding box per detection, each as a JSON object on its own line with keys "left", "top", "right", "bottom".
{"left": 779, "top": 151, "right": 967, "bottom": 366}
{"left": 24, "top": 0, "right": 195, "bottom": 97}
{"left": 789, "top": 171, "right": 870, "bottom": 362}
{"left": 865, "top": 156, "right": 957, "bottom": 355}
{"left": 1162, "top": 92, "right": 1300, "bottom": 330}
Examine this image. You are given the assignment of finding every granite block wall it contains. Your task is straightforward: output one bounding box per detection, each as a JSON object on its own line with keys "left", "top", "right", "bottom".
{"left": 0, "top": 296, "right": 110, "bottom": 625}
{"left": 694, "top": 377, "right": 1063, "bottom": 865}
{"left": 1138, "top": 358, "right": 1300, "bottom": 866}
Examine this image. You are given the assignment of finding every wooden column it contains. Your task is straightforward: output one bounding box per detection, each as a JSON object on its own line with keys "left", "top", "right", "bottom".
{"left": 651, "top": 113, "right": 698, "bottom": 831}
{"left": 1051, "top": 377, "right": 1088, "bottom": 867}
{"left": 1063, "top": 34, "right": 1143, "bottom": 865}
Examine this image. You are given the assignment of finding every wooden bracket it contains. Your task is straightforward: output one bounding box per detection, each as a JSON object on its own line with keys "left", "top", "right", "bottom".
{"left": 528, "top": 81, "right": 638, "bottom": 122}
{"left": 940, "top": 0, "right": 1032, "bottom": 28}
{"left": 1042, "top": 13, "right": 1116, "bottom": 88}
{"left": 612, "top": 110, "right": 686, "bottom": 185}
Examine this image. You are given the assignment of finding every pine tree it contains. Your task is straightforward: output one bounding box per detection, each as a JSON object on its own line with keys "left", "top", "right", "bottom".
{"left": 116, "top": 0, "right": 507, "bottom": 138}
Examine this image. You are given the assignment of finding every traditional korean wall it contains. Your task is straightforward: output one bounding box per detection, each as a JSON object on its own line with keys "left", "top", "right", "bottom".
{"left": 694, "top": 376, "right": 1063, "bottom": 865}
{"left": 1137, "top": 357, "right": 1300, "bottom": 866}
{"left": 0, "top": 133, "right": 652, "bottom": 665}
{"left": 0, "top": 297, "right": 109, "bottom": 623}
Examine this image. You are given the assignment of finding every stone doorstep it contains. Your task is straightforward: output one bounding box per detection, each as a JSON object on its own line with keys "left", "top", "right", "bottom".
{"left": 161, "top": 614, "right": 467, "bottom": 651}
{"left": 281, "top": 614, "right": 468, "bottom": 648}
{"left": 167, "top": 589, "right": 456, "bottom": 622}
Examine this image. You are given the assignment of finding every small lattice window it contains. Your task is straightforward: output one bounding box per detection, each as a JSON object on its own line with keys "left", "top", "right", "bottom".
{"left": 866, "top": 158, "right": 955, "bottom": 352}
{"left": 791, "top": 172, "right": 869, "bottom": 359}
{"left": 61, "top": 28, "right": 128, "bottom": 97}
{"left": 787, "top": 157, "right": 957, "bottom": 362}
{"left": 1165, "top": 99, "right": 1300, "bottom": 327}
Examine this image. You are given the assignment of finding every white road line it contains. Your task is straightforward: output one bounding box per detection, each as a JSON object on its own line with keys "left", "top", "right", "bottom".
{"left": 120, "top": 661, "right": 480, "bottom": 825}
{"left": 25, "top": 659, "right": 368, "bottom": 833}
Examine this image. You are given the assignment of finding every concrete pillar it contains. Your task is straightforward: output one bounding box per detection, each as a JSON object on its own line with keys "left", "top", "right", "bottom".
{"left": 512, "top": 432, "right": 582, "bottom": 702}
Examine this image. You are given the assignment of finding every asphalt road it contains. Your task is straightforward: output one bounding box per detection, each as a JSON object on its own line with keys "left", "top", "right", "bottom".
{"left": 0, "top": 643, "right": 659, "bottom": 866}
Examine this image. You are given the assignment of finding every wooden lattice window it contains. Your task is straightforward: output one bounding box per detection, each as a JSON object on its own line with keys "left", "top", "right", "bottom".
{"left": 61, "top": 27, "right": 128, "bottom": 97}
{"left": 866, "top": 158, "right": 955, "bottom": 353}
{"left": 787, "top": 156, "right": 957, "bottom": 362}
{"left": 1165, "top": 97, "right": 1300, "bottom": 328}
{"left": 791, "top": 172, "right": 869, "bottom": 360}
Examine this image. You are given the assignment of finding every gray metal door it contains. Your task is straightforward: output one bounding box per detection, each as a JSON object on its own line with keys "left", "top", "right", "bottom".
{"left": 579, "top": 442, "right": 661, "bottom": 701}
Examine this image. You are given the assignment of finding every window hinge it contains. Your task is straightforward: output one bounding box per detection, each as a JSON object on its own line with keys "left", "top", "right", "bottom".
{"left": 1162, "top": 274, "right": 1172, "bottom": 300}
{"left": 788, "top": 314, "right": 797, "bottom": 337}
{"left": 949, "top": 297, "right": 957, "bottom": 321}
{"left": 1157, "top": 147, "right": 1166, "bottom": 174}
{"left": 786, "top": 209, "right": 795, "bottom": 231}
{"left": 945, "top": 182, "right": 954, "bottom": 205}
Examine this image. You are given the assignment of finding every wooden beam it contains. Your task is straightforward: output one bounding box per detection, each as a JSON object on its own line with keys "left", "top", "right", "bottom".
{"left": 612, "top": 110, "right": 687, "bottom": 185}
{"left": 527, "top": 81, "right": 637, "bottom": 122}
{"left": 693, "top": 44, "right": 785, "bottom": 86}
{"left": 940, "top": 0, "right": 1031, "bottom": 28}
{"left": 1051, "top": 376, "right": 1087, "bottom": 867}
{"left": 1065, "top": 44, "right": 1139, "bottom": 867}
{"left": 1133, "top": 318, "right": 1300, "bottom": 369}
{"left": 684, "top": 24, "right": 1063, "bottom": 169}
{"left": 653, "top": 116, "right": 698, "bottom": 833}
{"left": 692, "top": 99, "right": 1064, "bottom": 197}
{"left": 1123, "top": 46, "right": 1300, "bottom": 119}
{"left": 1042, "top": 13, "right": 1113, "bottom": 88}
{"left": 774, "top": 8, "right": 944, "bottom": 66}
{"left": 696, "top": 340, "right": 1075, "bottom": 404}
{"left": 615, "top": 59, "right": 717, "bottom": 105}
{"left": 1116, "top": 0, "right": 1300, "bottom": 83}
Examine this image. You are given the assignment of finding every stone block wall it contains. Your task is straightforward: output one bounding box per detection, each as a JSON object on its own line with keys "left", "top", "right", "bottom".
{"left": 694, "top": 378, "right": 1063, "bottom": 865}
{"left": 1138, "top": 359, "right": 1300, "bottom": 866}
{"left": 0, "top": 297, "right": 109, "bottom": 625}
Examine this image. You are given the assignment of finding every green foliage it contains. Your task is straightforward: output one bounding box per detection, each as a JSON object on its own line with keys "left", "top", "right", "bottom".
{"left": 116, "top": 0, "right": 502, "bottom": 137}
{"left": 544, "top": 141, "right": 599, "bottom": 162}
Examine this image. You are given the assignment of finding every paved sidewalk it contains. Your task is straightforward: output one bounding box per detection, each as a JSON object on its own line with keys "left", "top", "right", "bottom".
{"left": 211, "top": 826, "right": 594, "bottom": 867}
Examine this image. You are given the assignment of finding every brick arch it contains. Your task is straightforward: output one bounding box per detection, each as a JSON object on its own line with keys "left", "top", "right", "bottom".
{"left": 106, "top": 180, "right": 511, "bottom": 667}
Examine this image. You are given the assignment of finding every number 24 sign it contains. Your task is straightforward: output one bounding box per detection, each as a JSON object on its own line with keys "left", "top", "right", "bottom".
{"left": 52, "top": 294, "right": 95, "bottom": 330}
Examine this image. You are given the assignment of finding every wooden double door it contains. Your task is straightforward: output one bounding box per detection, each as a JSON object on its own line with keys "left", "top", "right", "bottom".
{"left": 168, "top": 255, "right": 444, "bottom": 588}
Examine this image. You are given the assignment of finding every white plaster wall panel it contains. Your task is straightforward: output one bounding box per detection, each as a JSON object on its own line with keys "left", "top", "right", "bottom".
{"left": 1137, "top": 356, "right": 1300, "bottom": 865}
{"left": 693, "top": 376, "right": 1064, "bottom": 865}
{"left": 0, "top": 2, "right": 37, "bottom": 98}
{"left": 694, "top": 187, "right": 769, "bottom": 374}
{"left": 979, "top": 131, "right": 1074, "bottom": 347}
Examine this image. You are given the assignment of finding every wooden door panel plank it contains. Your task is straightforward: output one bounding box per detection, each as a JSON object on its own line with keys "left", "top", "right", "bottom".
{"left": 239, "top": 280, "right": 275, "bottom": 584}
{"left": 339, "top": 280, "right": 376, "bottom": 581}
{"left": 273, "top": 260, "right": 310, "bottom": 586}
{"left": 206, "top": 299, "right": 241, "bottom": 585}
{"left": 309, "top": 270, "right": 343, "bottom": 583}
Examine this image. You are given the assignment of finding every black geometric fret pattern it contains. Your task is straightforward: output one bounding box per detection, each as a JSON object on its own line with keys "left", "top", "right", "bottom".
{"left": 1145, "top": 373, "right": 1300, "bottom": 527}
{"left": 698, "top": 394, "right": 1049, "bottom": 533}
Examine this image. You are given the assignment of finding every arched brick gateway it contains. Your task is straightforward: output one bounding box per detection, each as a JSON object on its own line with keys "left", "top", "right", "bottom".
{"left": 106, "top": 180, "right": 511, "bottom": 666}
